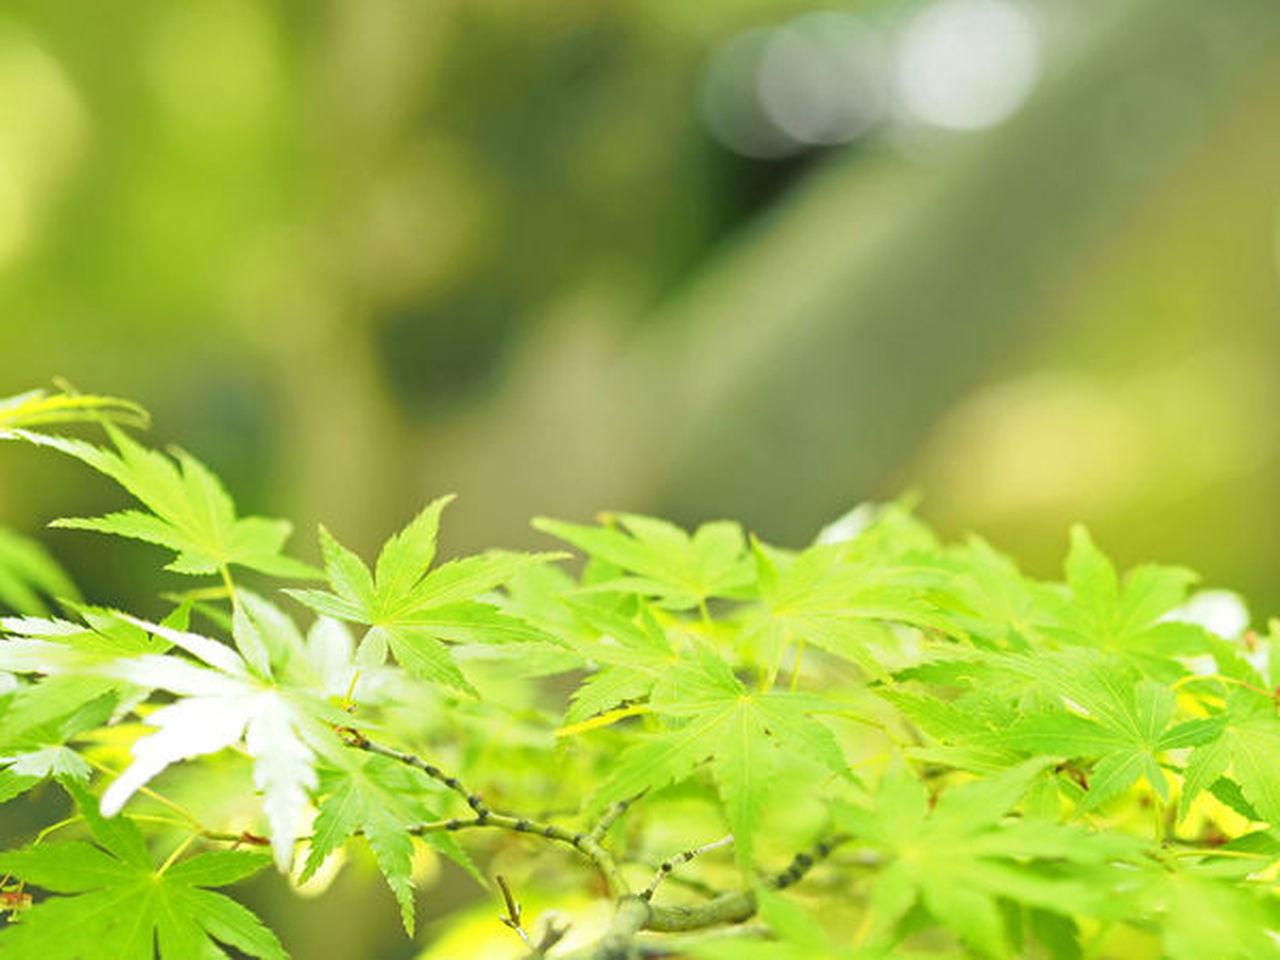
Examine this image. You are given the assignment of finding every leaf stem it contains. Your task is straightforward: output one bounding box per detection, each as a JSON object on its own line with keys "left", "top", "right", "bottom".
{"left": 789, "top": 637, "right": 807, "bottom": 693}
{"left": 157, "top": 834, "right": 197, "bottom": 875}
{"left": 697, "top": 599, "right": 712, "bottom": 632}
{"left": 32, "top": 815, "right": 84, "bottom": 846}
{"left": 84, "top": 756, "right": 208, "bottom": 832}
{"left": 1173, "top": 672, "right": 1273, "bottom": 699}
{"left": 219, "top": 563, "right": 237, "bottom": 607}
{"left": 1167, "top": 847, "right": 1273, "bottom": 861}
{"left": 555, "top": 705, "right": 652, "bottom": 738}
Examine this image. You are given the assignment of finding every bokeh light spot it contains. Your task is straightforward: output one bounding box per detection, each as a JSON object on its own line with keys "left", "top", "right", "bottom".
{"left": 758, "top": 13, "right": 889, "bottom": 148}
{"left": 701, "top": 29, "right": 798, "bottom": 160}
{"left": 895, "top": 0, "right": 1040, "bottom": 131}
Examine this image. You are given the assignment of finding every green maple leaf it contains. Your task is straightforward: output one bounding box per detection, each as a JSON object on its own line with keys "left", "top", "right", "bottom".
{"left": 977, "top": 652, "right": 1216, "bottom": 812}
{"left": 834, "top": 760, "right": 1144, "bottom": 959}
{"left": 0, "top": 679, "right": 111, "bottom": 801}
{"left": 287, "top": 496, "right": 562, "bottom": 694}
{"left": 531, "top": 513, "right": 754, "bottom": 609}
{"left": 747, "top": 536, "right": 955, "bottom": 679}
{"left": 300, "top": 753, "right": 477, "bottom": 935}
{"left": 591, "top": 646, "right": 846, "bottom": 867}
{"left": 2, "top": 597, "right": 353, "bottom": 870}
{"left": 0, "top": 785, "right": 286, "bottom": 959}
{"left": 0, "top": 607, "right": 182, "bottom": 804}
{"left": 1036, "top": 527, "right": 1210, "bottom": 664}
{"left": 558, "top": 601, "right": 678, "bottom": 725}
{"left": 18, "top": 423, "right": 315, "bottom": 579}
{"left": 0, "top": 388, "right": 146, "bottom": 436}
{"left": 944, "top": 537, "right": 1045, "bottom": 651}
{"left": 0, "top": 527, "right": 80, "bottom": 616}
{"left": 1178, "top": 689, "right": 1280, "bottom": 827}
{"left": 1134, "top": 856, "right": 1280, "bottom": 960}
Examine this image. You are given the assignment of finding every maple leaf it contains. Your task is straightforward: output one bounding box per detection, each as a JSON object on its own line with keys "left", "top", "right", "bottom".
{"left": 1178, "top": 689, "right": 1280, "bottom": 828}
{"left": 0, "top": 527, "right": 80, "bottom": 616}
{"left": 747, "top": 536, "right": 955, "bottom": 679}
{"left": 18, "top": 423, "right": 316, "bottom": 579}
{"left": 834, "top": 760, "right": 1146, "bottom": 959}
{"left": 0, "top": 607, "right": 180, "bottom": 803}
{"left": 0, "top": 784, "right": 286, "bottom": 959}
{"left": 591, "top": 646, "right": 847, "bottom": 867}
{"left": 0, "top": 388, "right": 146, "bottom": 435}
{"left": 1034, "top": 526, "right": 1212, "bottom": 666}
{"left": 1142, "top": 857, "right": 1280, "bottom": 960}
{"left": 942, "top": 537, "right": 1046, "bottom": 651}
{"left": 300, "top": 753, "right": 477, "bottom": 935}
{"left": 531, "top": 513, "right": 754, "bottom": 609}
{"left": 2, "top": 599, "right": 351, "bottom": 870}
{"left": 973, "top": 651, "right": 1218, "bottom": 811}
{"left": 286, "top": 496, "right": 562, "bottom": 694}
{"left": 557, "top": 601, "right": 678, "bottom": 726}
{"left": 0, "top": 678, "right": 110, "bottom": 800}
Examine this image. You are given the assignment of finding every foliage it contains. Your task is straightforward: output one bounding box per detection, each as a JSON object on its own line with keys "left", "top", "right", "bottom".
{"left": 2, "top": 387, "right": 1280, "bottom": 959}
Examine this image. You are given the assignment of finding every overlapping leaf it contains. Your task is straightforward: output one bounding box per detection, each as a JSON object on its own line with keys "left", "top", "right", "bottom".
{"left": 0, "top": 527, "right": 80, "bottom": 616}
{"left": 1036, "top": 527, "right": 1212, "bottom": 664}
{"left": 558, "top": 602, "right": 677, "bottom": 725}
{"left": 971, "top": 651, "right": 1217, "bottom": 811}
{"left": 592, "top": 646, "right": 846, "bottom": 866}
{"left": 17, "top": 423, "right": 315, "bottom": 578}
{"left": 0, "top": 388, "right": 146, "bottom": 436}
{"left": 2, "top": 600, "right": 350, "bottom": 870}
{"left": 747, "top": 537, "right": 955, "bottom": 678}
{"left": 0, "top": 786, "right": 285, "bottom": 959}
{"left": 300, "top": 753, "right": 476, "bottom": 935}
{"left": 0, "top": 679, "right": 110, "bottom": 800}
{"left": 834, "top": 761, "right": 1145, "bottom": 959}
{"left": 287, "top": 496, "right": 561, "bottom": 694}
{"left": 1178, "top": 689, "right": 1280, "bottom": 828}
{"left": 532, "top": 513, "right": 754, "bottom": 609}
{"left": 0, "top": 608, "right": 175, "bottom": 803}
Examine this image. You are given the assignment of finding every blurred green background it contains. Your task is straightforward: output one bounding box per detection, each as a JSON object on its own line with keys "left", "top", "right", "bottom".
{"left": 1, "top": 0, "right": 1279, "bottom": 955}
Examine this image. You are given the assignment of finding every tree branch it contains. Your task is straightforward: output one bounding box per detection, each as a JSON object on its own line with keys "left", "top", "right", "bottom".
{"left": 645, "top": 834, "right": 850, "bottom": 933}
{"left": 340, "top": 728, "right": 489, "bottom": 814}
{"left": 341, "top": 729, "right": 631, "bottom": 897}
{"left": 588, "top": 792, "right": 645, "bottom": 843}
{"left": 595, "top": 896, "right": 651, "bottom": 960}
{"left": 409, "top": 813, "right": 629, "bottom": 899}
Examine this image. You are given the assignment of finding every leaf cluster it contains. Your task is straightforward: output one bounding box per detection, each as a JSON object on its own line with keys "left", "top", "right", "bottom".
{"left": 2, "top": 388, "right": 1280, "bottom": 959}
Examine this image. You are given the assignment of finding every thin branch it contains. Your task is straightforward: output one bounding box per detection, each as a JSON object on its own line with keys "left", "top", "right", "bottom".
{"left": 409, "top": 813, "right": 629, "bottom": 899}
{"left": 340, "top": 729, "right": 489, "bottom": 815}
{"left": 588, "top": 792, "right": 646, "bottom": 843}
{"left": 640, "top": 835, "right": 734, "bottom": 902}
